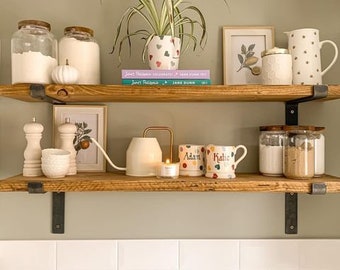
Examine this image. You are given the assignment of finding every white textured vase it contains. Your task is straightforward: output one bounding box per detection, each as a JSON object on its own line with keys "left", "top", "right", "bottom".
{"left": 147, "top": 35, "right": 181, "bottom": 70}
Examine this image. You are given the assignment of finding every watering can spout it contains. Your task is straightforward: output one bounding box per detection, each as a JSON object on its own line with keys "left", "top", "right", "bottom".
{"left": 91, "top": 137, "right": 126, "bottom": 171}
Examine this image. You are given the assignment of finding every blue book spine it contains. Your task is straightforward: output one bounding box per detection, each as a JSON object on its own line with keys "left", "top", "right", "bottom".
{"left": 122, "top": 79, "right": 211, "bottom": 85}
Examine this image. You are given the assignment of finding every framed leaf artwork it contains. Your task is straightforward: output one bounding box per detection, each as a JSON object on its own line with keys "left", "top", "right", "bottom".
{"left": 223, "top": 26, "right": 274, "bottom": 85}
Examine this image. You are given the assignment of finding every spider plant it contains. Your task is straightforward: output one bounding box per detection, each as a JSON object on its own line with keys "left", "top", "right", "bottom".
{"left": 111, "top": 0, "right": 211, "bottom": 64}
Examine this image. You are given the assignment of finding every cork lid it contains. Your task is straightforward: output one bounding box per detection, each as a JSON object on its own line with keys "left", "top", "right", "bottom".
{"left": 259, "top": 125, "right": 284, "bottom": 131}
{"left": 64, "top": 26, "right": 94, "bottom": 37}
{"left": 18, "top": 20, "right": 51, "bottom": 31}
{"left": 283, "top": 125, "right": 316, "bottom": 131}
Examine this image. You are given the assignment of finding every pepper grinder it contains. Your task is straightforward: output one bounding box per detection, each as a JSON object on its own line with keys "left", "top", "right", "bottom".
{"left": 58, "top": 117, "right": 77, "bottom": 175}
{"left": 23, "top": 117, "right": 44, "bottom": 177}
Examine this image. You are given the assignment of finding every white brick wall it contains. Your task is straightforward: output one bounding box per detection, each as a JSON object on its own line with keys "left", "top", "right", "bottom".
{"left": 0, "top": 239, "right": 339, "bottom": 270}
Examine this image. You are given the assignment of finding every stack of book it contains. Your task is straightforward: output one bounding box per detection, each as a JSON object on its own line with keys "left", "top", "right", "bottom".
{"left": 121, "top": 69, "right": 211, "bottom": 85}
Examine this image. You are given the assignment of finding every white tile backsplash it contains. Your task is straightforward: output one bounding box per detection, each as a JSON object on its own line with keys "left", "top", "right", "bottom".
{"left": 118, "top": 240, "right": 179, "bottom": 270}
{"left": 56, "top": 240, "right": 117, "bottom": 270}
{"left": 0, "top": 240, "right": 56, "bottom": 270}
{"left": 298, "top": 239, "right": 340, "bottom": 270}
{"left": 240, "top": 240, "right": 299, "bottom": 270}
{"left": 180, "top": 240, "right": 239, "bottom": 270}
{"left": 1, "top": 239, "right": 340, "bottom": 270}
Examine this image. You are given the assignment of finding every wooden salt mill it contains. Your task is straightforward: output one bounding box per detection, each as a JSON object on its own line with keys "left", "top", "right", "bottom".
{"left": 58, "top": 117, "right": 77, "bottom": 175}
{"left": 23, "top": 117, "right": 43, "bottom": 177}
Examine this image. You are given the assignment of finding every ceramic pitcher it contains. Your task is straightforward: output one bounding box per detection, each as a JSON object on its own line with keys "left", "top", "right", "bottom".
{"left": 286, "top": 28, "right": 338, "bottom": 85}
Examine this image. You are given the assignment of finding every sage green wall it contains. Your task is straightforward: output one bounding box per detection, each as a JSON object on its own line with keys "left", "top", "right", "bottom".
{"left": 1, "top": 0, "right": 340, "bottom": 239}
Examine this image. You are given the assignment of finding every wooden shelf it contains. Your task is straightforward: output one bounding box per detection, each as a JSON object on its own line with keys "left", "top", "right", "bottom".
{"left": 1, "top": 84, "right": 340, "bottom": 103}
{"left": 1, "top": 172, "right": 339, "bottom": 193}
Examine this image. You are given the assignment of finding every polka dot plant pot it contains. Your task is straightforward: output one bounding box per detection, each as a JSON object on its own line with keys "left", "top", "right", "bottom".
{"left": 147, "top": 35, "right": 181, "bottom": 70}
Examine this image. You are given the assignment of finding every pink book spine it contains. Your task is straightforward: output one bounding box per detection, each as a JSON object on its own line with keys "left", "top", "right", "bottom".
{"left": 122, "top": 69, "right": 210, "bottom": 79}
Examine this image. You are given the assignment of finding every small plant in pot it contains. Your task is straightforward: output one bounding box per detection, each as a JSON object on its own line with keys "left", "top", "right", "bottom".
{"left": 111, "top": 0, "right": 209, "bottom": 70}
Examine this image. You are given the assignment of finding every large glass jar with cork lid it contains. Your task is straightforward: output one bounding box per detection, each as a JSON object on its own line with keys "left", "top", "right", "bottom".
{"left": 58, "top": 26, "right": 100, "bottom": 84}
{"left": 259, "top": 125, "right": 285, "bottom": 176}
{"left": 283, "top": 126, "right": 315, "bottom": 179}
{"left": 11, "top": 20, "right": 57, "bottom": 84}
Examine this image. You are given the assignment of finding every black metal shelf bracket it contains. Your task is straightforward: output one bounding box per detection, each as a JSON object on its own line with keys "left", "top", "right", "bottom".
{"left": 284, "top": 84, "right": 328, "bottom": 234}
{"left": 52, "top": 192, "right": 65, "bottom": 234}
{"left": 30, "top": 84, "right": 65, "bottom": 104}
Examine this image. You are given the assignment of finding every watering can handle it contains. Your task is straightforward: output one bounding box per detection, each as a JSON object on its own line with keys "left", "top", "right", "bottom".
{"left": 90, "top": 137, "right": 126, "bottom": 171}
{"left": 143, "top": 126, "right": 174, "bottom": 162}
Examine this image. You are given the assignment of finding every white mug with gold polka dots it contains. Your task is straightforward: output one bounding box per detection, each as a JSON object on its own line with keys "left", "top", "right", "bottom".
{"left": 286, "top": 28, "right": 338, "bottom": 85}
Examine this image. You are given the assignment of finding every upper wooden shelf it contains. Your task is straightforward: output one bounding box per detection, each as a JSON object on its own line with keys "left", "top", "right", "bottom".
{"left": 1, "top": 172, "right": 339, "bottom": 194}
{"left": 1, "top": 84, "right": 340, "bottom": 103}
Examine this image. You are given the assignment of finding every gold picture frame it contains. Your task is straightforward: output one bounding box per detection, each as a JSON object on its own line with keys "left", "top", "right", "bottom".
{"left": 53, "top": 105, "right": 107, "bottom": 172}
{"left": 223, "top": 26, "right": 274, "bottom": 85}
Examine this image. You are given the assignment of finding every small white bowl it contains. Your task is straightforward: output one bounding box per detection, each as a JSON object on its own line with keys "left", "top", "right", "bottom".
{"left": 42, "top": 163, "right": 70, "bottom": 178}
{"left": 42, "top": 148, "right": 70, "bottom": 158}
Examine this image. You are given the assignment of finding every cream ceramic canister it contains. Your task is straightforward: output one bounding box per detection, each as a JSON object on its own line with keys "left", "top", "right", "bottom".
{"left": 205, "top": 144, "right": 247, "bottom": 179}
{"left": 147, "top": 35, "right": 181, "bottom": 70}
{"left": 261, "top": 47, "right": 292, "bottom": 85}
{"left": 286, "top": 28, "right": 338, "bottom": 85}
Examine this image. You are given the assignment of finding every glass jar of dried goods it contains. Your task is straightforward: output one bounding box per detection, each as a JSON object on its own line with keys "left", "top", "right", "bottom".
{"left": 11, "top": 20, "right": 57, "bottom": 84}
{"left": 314, "top": 126, "right": 325, "bottom": 177}
{"left": 58, "top": 26, "right": 100, "bottom": 84}
{"left": 259, "top": 125, "right": 285, "bottom": 176}
{"left": 283, "top": 126, "right": 315, "bottom": 179}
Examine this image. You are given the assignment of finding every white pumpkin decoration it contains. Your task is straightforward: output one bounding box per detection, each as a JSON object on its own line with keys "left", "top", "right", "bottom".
{"left": 52, "top": 59, "right": 79, "bottom": 84}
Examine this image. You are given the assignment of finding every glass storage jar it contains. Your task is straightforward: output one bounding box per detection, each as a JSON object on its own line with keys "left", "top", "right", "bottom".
{"left": 58, "top": 26, "right": 100, "bottom": 84}
{"left": 11, "top": 20, "right": 57, "bottom": 84}
{"left": 259, "top": 125, "right": 285, "bottom": 176}
{"left": 314, "top": 126, "right": 325, "bottom": 177}
{"left": 283, "top": 126, "right": 315, "bottom": 179}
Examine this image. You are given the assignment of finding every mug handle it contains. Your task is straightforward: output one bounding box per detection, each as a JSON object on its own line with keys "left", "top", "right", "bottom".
{"left": 320, "top": 40, "right": 338, "bottom": 76}
{"left": 234, "top": 145, "right": 247, "bottom": 169}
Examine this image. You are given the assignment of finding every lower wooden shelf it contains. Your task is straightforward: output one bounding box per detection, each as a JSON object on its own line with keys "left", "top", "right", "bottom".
{"left": 1, "top": 172, "right": 339, "bottom": 193}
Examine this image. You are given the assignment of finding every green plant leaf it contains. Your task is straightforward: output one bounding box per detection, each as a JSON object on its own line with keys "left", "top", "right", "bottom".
{"left": 238, "top": 54, "right": 244, "bottom": 64}
{"left": 248, "top": 44, "right": 256, "bottom": 51}
{"left": 241, "top": 44, "right": 246, "bottom": 54}
{"left": 246, "top": 51, "right": 255, "bottom": 58}
{"left": 110, "top": 0, "right": 208, "bottom": 64}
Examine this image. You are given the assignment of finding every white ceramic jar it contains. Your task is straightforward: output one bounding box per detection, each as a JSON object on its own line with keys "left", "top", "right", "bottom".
{"left": 261, "top": 47, "right": 292, "bottom": 85}
{"left": 11, "top": 20, "right": 57, "bottom": 84}
{"left": 58, "top": 26, "right": 100, "bottom": 84}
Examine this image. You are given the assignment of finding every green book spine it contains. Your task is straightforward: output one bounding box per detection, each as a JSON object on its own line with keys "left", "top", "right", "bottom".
{"left": 122, "top": 79, "right": 211, "bottom": 85}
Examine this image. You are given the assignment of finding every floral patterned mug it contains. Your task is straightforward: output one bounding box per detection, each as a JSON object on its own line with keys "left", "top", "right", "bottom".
{"left": 205, "top": 144, "right": 247, "bottom": 179}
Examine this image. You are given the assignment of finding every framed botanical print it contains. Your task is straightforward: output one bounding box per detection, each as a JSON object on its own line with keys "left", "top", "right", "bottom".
{"left": 53, "top": 105, "right": 107, "bottom": 172}
{"left": 223, "top": 26, "right": 274, "bottom": 85}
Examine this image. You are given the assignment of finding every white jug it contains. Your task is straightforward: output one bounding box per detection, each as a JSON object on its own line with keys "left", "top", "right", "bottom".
{"left": 285, "top": 28, "right": 338, "bottom": 85}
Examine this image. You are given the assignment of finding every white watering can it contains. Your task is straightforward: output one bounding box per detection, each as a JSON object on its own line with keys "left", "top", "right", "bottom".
{"left": 91, "top": 126, "right": 174, "bottom": 177}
